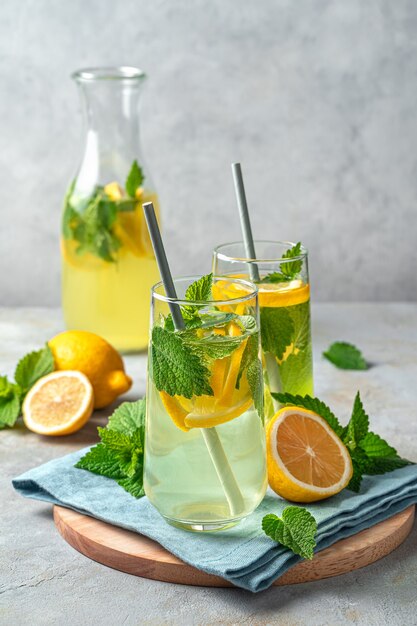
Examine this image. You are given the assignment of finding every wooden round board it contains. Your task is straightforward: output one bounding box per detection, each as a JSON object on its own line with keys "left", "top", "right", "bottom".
{"left": 54, "top": 505, "right": 415, "bottom": 587}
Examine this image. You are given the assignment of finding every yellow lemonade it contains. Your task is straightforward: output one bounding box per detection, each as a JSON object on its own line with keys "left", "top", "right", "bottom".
{"left": 61, "top": 173, "right": 160, "bottom": 351}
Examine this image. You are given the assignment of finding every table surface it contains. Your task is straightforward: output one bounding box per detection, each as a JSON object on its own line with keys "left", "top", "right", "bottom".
{"left": 1, "top": 304, "right": 417, "bottom": 626}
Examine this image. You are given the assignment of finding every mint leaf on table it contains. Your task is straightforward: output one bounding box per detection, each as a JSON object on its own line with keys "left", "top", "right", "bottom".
{"left": 262, "top": 506, "right": 317, "bottom": 560}
{"left": 342, "top": 391, "right": 369, "bottom": 445}
{"left": 0, "top": 377, "right": 22, "bottom": 429}
{"left": 323, "top": 342, "right": 368, "bottom": 370}
{"left": 14, "top": 344, "right": 54, "bottom": 395}
{"left": 75, "top": 444, "right": 125, "bottom": 479}
{"left": 125, "top": 160, "right": 144, "bottom": 198}
{"left": 260, "top": 307, "right": 294, "bottom": 361}
{"left": 76, "top": 399, "right": 146, "bottom": 498}
{"left": 260, "top": 242, "right": 303, "bottom": 284}
{"left": 151, "top": 326, "right": 213, "bottom": 399}
{"left": 108, "top": 399, "right": 146, "bottom": 436}
{"left": 273, "top": 392, "right": 344, "bottom": 438}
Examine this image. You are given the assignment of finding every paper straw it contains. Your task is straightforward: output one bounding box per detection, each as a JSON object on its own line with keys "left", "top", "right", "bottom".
{"left": 142, "top": 202, "right": 245, "bottom": 518}
{"left": 231, "top": 165, "right": 281, "bottom": 410}
{"left": 231, "top": 163, "right": 260, "bottom": 282}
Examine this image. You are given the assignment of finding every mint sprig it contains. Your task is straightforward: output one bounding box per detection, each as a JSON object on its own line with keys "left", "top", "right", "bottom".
{"left": 274, "top": 391, "right": 413, "bottom": 491}
{"left": 155, "top": 274, "right": 263, "bottom": 416}
{"left": 63, "top": 160, "right": 145, "bottom": 263}
{"left": 260, "top": 242, "right": 303, "bottom": 283}
{"left": 323, "top": 342, "right": 368, "bottom": 370}
{"left": 262, "top": 506, "right": 317, "bottom": 559}
{"left": 125, "top": 160, "right": 144, "bottom": 198}
{"left": 75, "top": 399, "right": 146, "bottom": 498}
{"left": 0, "top": 344, "right": 54, "bottom": 430}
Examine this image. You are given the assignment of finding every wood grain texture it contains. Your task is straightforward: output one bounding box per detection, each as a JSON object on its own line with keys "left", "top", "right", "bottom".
{"left": 53, "top": 505, "right": 415, "bottom": 588}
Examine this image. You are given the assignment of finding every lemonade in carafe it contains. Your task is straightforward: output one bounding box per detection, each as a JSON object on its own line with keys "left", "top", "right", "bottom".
{"left": 61, "top": 67, "right": 160, "bottom": 351}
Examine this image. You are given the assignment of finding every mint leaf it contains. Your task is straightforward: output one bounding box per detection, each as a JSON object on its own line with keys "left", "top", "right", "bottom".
{"left": 108, "top": 399, "right": 146, "bottom": 436}
{"left": 76, "top": 399, "right": 146, "bottom": 499}
{"left": 75, "top": 444, "right": 125, "bottom": 479}
{"left": 260, "top": 242, "right": 303, "bottom": 283}
{"left": 323, "top": 342, "right": 368, "bottom": 370}
{"left": 151, "top": 326, "right": 212, "bottom": 399}
{"left": 260, "top": 307, "right": 294, "bottom": 361}
{"left": 359, "top": 431, "right": 397, "bottom": 458}
{"left": 346, "top": 448, "right": 368, "bottom": 492}
{"left": 182, "top": 332, "right": 243, "bottom": 360}
{"left": 259, "top": 272, "right": 290, "bottom": 284}
{"left": 273, "top": 392, "right": 344, "bottom": 437}
{"left": 185, "top": 273, "right": 213, "bottom": 303}
{"left": 247, "top": 356, "right": 264, "bottom": 421}
{"left": 15, "top": 344, "right": 54, "bottom": 395}
{"left": 262, "top": 506, "right": 317, "bottom": 560}
{"left": 125, "top": 160, "right": 144, "bottom": 198}
{"left": 281, "top": 242, "right": 303, "bottom": 279}
{"left": 343, "top": 392, "right": 369, "bottom": 447}
{"left": 0, "top": 380, "right": 21, "bottom": 429}
{"left": 182, "top": 273, "right": 213, "bottom": 319}
{"left": 358, "top": 431, "right": 412, "bottom": 475}
{"left": 117, "top": 475, "right": 145, "bottom": 498}
{"left": 97, "top": 427, "right": 132, "bottom": 453}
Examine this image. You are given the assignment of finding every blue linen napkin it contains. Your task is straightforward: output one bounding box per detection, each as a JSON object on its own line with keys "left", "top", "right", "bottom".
{"left": 12, "top": 448, "right": 417, "bottom": 592}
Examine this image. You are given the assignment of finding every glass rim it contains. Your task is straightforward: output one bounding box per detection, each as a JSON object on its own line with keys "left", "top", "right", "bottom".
{"left": 71, "top": 66, "right": 146, "bottom": 83}
{"left": 152, "top": 275, "right": 258, "bottom": 306}
{"left": 213, "top": 240, "right": 308, "bottom": 264}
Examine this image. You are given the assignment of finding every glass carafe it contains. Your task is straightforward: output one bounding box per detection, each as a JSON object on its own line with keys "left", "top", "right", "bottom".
{"left": 61, "top": 66, "right": 160, "bottom": 352}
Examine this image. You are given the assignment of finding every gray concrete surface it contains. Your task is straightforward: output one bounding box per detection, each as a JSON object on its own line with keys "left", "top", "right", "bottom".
{"left": 1, "top": 304, "right": 417, "bottom": 625}
{"left": 1, "top": 1, "right": 417, "bottom": 306}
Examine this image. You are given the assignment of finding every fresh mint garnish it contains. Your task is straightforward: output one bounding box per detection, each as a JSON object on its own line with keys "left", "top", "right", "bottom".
{"left": 15, "top": 344, "right": 54, "bottom": 396}
{"left": 323, "top": 342, "right": 368, "bottom": 370}
{"left": 274, "top": 391, "right": 413, "bottom": 492}
{"left": 75, "top": 399, "right": 146, "bottom": 498}
{"left": 260, "top": 242, "right": 303, "bottom": 283}
{"left": 0, "top": 378, "right": 22, "bottom": 429}
{"left": 262, "top": 506, "right": 317, "bottom": 560}
{"left": 125, "top": 160, "right": 144, "bottom": 198}
{"left": 63, "top": 160, "right": 145, "bottom": 263}
{"left": 151, "top": 326, "right": 213, "bottom": 399}
{"left": 156, "top": 275, "right": 263, "bottom": 414}
{"left": 0, "top": 344, "right": 55, "bottom": 430}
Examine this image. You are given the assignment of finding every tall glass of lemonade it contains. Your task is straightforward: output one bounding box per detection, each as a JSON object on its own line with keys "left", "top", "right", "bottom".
{"left": 144, "top": 274, "right": 267, "bottom": 531}
{"left": 61, "top": 67, "right": 160, "bottom": 351}
{"left": 213, "top": 241, "right": 313, "bottom": 420}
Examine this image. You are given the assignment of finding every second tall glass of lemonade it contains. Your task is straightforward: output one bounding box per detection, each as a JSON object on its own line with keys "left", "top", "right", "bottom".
{"left": 213, "top": 241, "right": 313, "bottom": 419}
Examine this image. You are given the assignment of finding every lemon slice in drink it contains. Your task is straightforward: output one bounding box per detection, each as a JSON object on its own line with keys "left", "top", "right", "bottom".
{"left": 258, "top": 280, "right": 310, "bottom": 308}
{"left": 160, "top": 321, "right": 252, "bottom": 430}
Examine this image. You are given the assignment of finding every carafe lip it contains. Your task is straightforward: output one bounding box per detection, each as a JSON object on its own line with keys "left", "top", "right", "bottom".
{"left": 72, "top": 66, "right": 146, "bottom": 83}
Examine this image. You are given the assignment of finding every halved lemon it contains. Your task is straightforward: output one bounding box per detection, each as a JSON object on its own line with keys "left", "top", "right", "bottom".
{"left": 267, "top": 406, "right": 353, "bottom": 502}
{"left": 23, "top": 371, "right": 94, "bottom": 436}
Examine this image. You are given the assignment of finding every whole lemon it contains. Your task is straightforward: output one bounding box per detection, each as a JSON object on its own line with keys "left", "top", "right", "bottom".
{"left": 49, "top": 331, "right": 132, "bottom": 409}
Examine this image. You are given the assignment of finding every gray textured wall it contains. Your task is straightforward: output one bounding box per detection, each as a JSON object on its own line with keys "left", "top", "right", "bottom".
{"left": 1, "top": 0, "right": 416, "bottom": 305}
